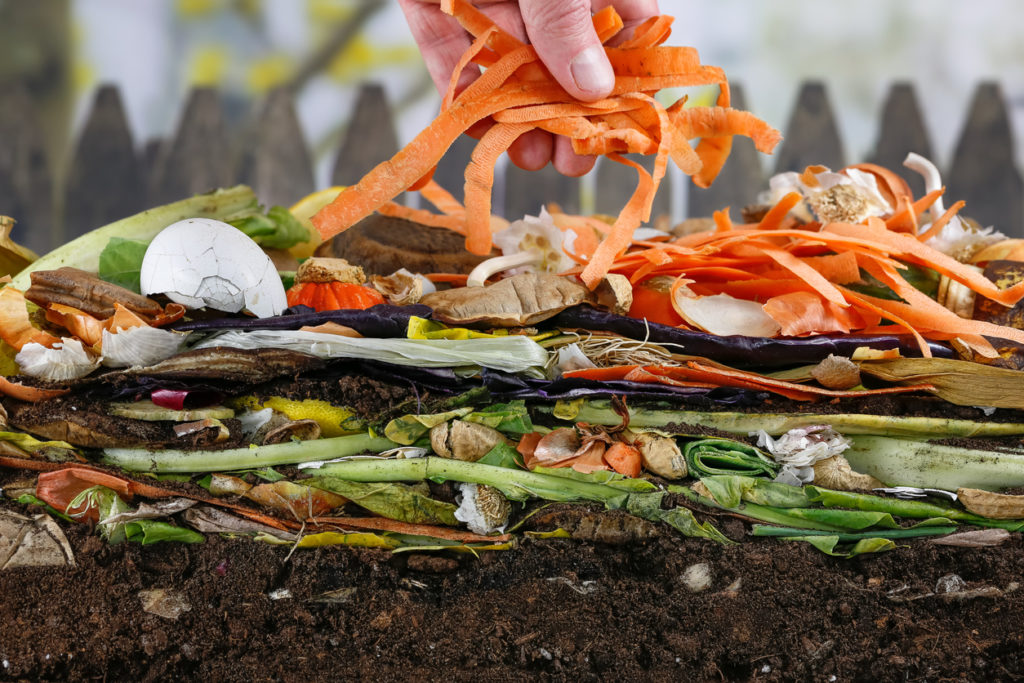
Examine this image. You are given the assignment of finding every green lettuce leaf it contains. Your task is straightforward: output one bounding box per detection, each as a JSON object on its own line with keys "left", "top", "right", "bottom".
{"left": 227, "top": 205, "right": 311, "bottom": 250}
{"left": 97, "top": 237, "right": 149, "bottom": 292}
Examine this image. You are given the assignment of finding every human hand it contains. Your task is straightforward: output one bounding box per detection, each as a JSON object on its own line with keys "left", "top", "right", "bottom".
{"left": 398, "top": 0, "right": 660, "bottom": 176}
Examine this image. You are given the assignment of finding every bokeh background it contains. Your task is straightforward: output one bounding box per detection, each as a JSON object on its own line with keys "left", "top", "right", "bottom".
{"left": 2, "top": 0, "right": 1023, "bottom": 242}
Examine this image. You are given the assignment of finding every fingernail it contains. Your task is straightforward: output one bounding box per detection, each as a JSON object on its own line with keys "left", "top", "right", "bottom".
{"left": 570, "top": 46, "right": 614, "bottom": 98}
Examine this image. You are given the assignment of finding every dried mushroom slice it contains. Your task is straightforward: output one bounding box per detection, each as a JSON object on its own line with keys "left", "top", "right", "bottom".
{"left": 421, "top": 272, "right": 588, "bottom": 327}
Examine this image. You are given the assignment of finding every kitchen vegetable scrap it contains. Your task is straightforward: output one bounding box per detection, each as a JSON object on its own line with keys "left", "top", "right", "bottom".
{"left": 311, "top": 0, "right": 782, "bottom": 291}
{"left": 7, "top": 108, "right": 1024, "bottom": 558}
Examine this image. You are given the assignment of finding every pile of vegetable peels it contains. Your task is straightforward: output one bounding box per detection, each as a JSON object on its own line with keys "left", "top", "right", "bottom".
{"left": 5, "top": 4, "right": 1024, "bottom": 559}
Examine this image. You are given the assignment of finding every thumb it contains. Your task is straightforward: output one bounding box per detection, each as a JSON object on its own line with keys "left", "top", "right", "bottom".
{"left": 519, "top": 0, "right": 614, "bottom": 101}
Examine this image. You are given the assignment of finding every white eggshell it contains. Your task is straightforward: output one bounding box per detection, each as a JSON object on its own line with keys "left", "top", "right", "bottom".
{"left": 139, "top": 218, "right": 287, "bottom": 318}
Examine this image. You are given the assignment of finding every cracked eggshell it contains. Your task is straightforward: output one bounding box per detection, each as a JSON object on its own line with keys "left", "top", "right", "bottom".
{"left": 139, "top": 218, "right": 287, "bottom": 318}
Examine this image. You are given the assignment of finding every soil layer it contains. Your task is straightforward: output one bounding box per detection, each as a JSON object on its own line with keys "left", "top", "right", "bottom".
{"left": 1, "top": 496, "right": 1022, "bottom": 682}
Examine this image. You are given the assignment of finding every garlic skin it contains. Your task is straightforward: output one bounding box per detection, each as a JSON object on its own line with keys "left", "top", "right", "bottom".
{"left": 139, "top": 218, "right": 287, "bottom": 318}
{"left": 454, "top": 483, "right": 510, "bottom": 535}
{"left": 16, "top": 337, "right": 100, "bottom": 380}
{"left": 764, "top": 167, "right": 893, "bottom": 224}
{"left": 756, "top": 425, "right": 851, "bottom": 486}
{"left": 469, "top": 209, "right": 577, "bottom": 286}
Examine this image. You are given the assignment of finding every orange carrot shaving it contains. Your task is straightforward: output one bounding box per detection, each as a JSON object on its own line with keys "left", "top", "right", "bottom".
{"left": 917, "top": 200, "right": 966, "bottom": 243}
{"left": 756, "top": 191, "right": 804, "bottom": 231}
{"left": 592, "top": 5, "right": 625, "bottom": 43}
{"left": 580, "top": 154, "right": 655, "bottom": 289}
{"left": 618, "top": 15, "right": 674, "bottom": 48}
{"left": 377, "top": 201, "right": 469, "bottom": 234}
{"left": 311, "top": 2, "right": 779, "bottom": 283}
{"left": 760, "top": 246, "right": 847, "bottom": 307}
{"left": 464, "top": 122, "right": 535, "bottom": 254}
{"left": 564, "top": 364, "right": 934, "bottom": 402}
{"left": 825, "top": 219, "right": 1024, "bottom": 307}
{"left": 0, "top": 375, "right": 70, "bottom": 402}
{"left": 418, "top": 179, "right": 465, "bottom": 216}
{"left": 604, "top": 442, "right": 642, "bottom": 478}
{"left": 911, "top": 187, "right": 945, "bottom": 218}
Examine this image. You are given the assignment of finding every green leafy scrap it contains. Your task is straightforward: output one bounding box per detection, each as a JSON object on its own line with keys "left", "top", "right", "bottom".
{"left": 306, "top": 477, "right": 459, "bottom": 526}
{"left": 97, "top": 237, "right": 149, "bottom": 292}
{"left": 227, "top": 205, "right": 311, "bottom": 250}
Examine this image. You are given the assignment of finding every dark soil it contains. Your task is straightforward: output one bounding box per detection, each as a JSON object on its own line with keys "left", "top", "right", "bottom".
{"left": 4, "top": 373, "right": 1024, "bottom": 681}
{"left": 2, "top": 491, "right": 1023, "bottom": 682}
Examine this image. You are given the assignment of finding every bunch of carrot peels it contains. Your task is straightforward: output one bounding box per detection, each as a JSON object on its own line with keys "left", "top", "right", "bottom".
{"left": 569, "top": 163, "right": 1024, "bottom": 360}
{"left": 312, "top": 0, "right": 781, "bottom": 288}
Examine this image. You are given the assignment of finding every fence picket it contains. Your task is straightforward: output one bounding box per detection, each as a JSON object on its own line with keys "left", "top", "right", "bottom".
{"left": 63, "top": 85, "right": 144, "bottom": 242}
{"left": 331, "top": 83, "right": 399, "bottom": 187}
{"left": 946, "top": 82, "right": 1024, "bottom": 237}
{"left": 867, "top": 83, "right": 934, "bottom": 198}
{"left": 237, "top": 88, "right": 314, "bottom": 209}
{"left": 0, "top": 84, "right": 54, "bottom": 254}
{"left": 686, "top": 84, "right": 765, "bottom": 219}
{"left": 147, "top": 88, "right": 233, "bottom": 207}
{"left": 774, "top": 81, "right": 845, "bottom": 174}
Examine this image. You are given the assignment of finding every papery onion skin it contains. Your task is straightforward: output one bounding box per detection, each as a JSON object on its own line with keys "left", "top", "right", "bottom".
{"left": 100, "top": 326, "right": 189, "bottom": 368}
{"left": 15, "top": 338, "right": 99, "bottom": 381}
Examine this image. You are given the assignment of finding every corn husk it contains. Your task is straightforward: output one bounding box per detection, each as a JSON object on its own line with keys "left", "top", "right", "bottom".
{"left": 956, "top": 488, "right": 1024, "bottom": 520}
{"left": 860, "top": 357, "right": 1024, "bottom": 410}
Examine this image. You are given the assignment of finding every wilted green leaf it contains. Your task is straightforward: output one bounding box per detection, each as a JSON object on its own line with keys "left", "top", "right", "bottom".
{"left": 463, "top": 400, "right": 533, "bottom": 435}
{"left": 126, "top": 520, "right": 204, "bottom": 545}
{"left": 307, "top": 477, "right": 458, "bottom": 526}
{"left": 476, "top": 441, "right": 523, "bottom": 469}
{"left": 385, "top": 407, "right": 474, "bottom": 445}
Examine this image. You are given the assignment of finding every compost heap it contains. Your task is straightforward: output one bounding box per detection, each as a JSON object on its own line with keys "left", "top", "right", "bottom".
{"left": 4, "top": 4, "right": 1024, "bottom": 558}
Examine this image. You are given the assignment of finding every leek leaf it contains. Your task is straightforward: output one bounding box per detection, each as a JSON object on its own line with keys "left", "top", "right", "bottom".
{"left": 844, "top": 435, "right": 1024, "bottom": 491}
{"left": 14, "top": 494, "right": 76, "bottom": 522}
{"left": 806, "top": 486, "right": 1024, "bottom": 531}
{"left": 126, "top": 520, "right": 204, "bottom": 545}
{"left": 626, "top": 492, "right": 734, "bottom": 544}
{"left": 697, "top": 475, "right": 813, "bottom": 509}
{"left": 546, "top": 400, "right": 1024, "bottom": 438}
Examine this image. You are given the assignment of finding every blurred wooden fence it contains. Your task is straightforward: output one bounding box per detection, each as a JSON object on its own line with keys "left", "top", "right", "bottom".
{"left": 1, "top": 79, "right": 1022, "bottom": 255}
